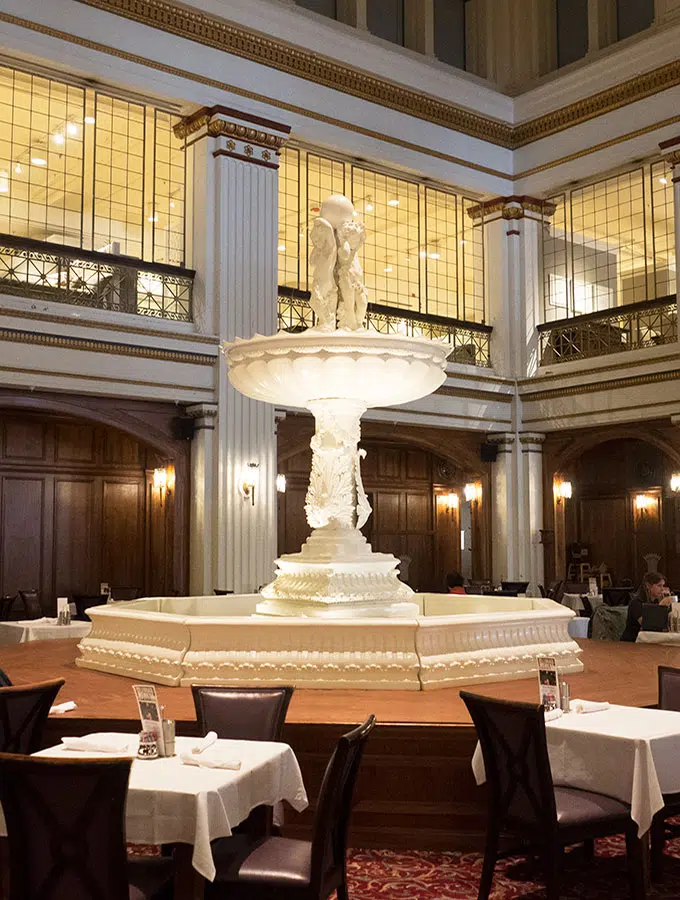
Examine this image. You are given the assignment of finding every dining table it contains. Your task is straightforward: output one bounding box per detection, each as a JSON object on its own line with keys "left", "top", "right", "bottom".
{"left": 472, "top": 703, "right": 680, "bottom": 837}
{"left": 0, "top": 617, "right": 91, "bottom": 646}
{"left": 26, "top": 732, "right": 309, "bottom": 899}
{"left": 561, "top": 593, "right": 604, "bottom": 613}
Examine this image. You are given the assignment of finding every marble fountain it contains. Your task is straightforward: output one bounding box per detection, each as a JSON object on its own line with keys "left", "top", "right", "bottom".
{"left": 77, "top": 195, "right": 583, "bottom": 690}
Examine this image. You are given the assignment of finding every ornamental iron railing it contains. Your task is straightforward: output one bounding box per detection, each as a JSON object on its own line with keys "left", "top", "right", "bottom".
{"left": 277, "top": 287, "right": 492, "bottom": 367}
{"left": 0, "top": 234, "right": 193, "bottom": 323}
{"left": 538, "top": 296, "right": 677, "bottom": 365}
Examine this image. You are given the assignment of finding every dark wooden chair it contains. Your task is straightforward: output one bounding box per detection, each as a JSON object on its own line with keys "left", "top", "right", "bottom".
{"left": 17, "top": 589, "right": 41, "bottom": 620}
{"left": 0, "top": 679, "right": 64, "bottom": 753}
{"left": 192, "top": 686, "right": 295, "bottom": 847}
{"left": 205, "top": 715, "right": 376, "bottom": 900}
{"left": 72, "top": 593, "right": 109, "bottom": 621}
{"left": 650, "top": 665, "right": 680, "bottom": 879}
{"left": 0, "top": 753, "right": 173, "bottom": 900}
{"left": 191, "top": 686, "right": 294, "bottom": 742}
{"left": 460, "top": 691, "right": 646, "bottom": 900}
{"left": 0, "top": 668, "right": 11, "bottom": 687}
{"left": 0, "top": 595, "right": 16, "bottom": 621}
{"left": 109, "top": 587, "right": 140, "bottom": 601}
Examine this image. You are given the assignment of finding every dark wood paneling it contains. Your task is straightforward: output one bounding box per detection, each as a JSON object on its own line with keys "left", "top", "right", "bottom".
{"left": 405, "top": 450, "right": 429, "bottom": 481}
{"left": 55, "top": 423, "right": 96, "bottom": 463}
{"left": 103, "top": 430, "right": 144, "bottom": 467}
{"left": 101, "top": 480, "right": 144, "bottom": 589}
{"left": 4, "top": 420, "right": 46, "bottom": 460}
{"left": 375, "top": 492, "right": 403, "bottom": 532}
{"left": 53, "top": 479, "right": 95, "bottom": 597}
{"left": 1, "top": 476, "right": 44, "bottom": 598}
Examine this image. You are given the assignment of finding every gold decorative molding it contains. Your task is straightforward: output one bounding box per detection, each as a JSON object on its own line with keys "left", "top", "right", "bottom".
{"left": 665, "top": 149, "right": 680, "bottom": 168}
{"left": 435, "top": 384, "right": 513, "bottom": 404}
{"left": 174, "top": 105, "right": 290, "bottom": 149}
{"left": 523, "top": 367, "right": 680, "bottom": 404}
{"left": 0, "top": 327, "right": 216, "bottom": 365}
{"left": 0, "top": 306, "right": 220, "bottom": 345}
{"left": 71, "top": 0, "right": 680, "bottom": 150}
{"left": 466, "top": 196, "right": 557, "bottom": 222}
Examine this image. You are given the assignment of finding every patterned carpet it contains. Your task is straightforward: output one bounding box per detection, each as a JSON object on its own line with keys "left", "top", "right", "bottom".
{"left": 344, "top": 836, "right": 680, "bottom": 899}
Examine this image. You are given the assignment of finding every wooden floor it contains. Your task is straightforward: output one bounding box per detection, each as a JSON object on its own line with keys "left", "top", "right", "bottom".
{"left": 3, "top": 637, "right": 678, "bottom": 726}
{"left": 5, "top": 638, "right": 679, "bottom": 851}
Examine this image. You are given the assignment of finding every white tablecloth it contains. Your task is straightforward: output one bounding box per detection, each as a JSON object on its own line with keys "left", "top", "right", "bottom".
{"left": 472, "top": 705, "right": 680, "bottom": 836}
{"left": 562, "top": 593, "right": 603, "bottom": 613}
{"left": 567, "top": 617, "right": 589, "bottom": 638}
{"left": 32, "top": 734, "right": 308, "bottom": 881}
{"left": 637, "top": 631, "right": 680, "bottom": 645}
{"left": 0, "top": 618, "right": 91, "bottom": 645}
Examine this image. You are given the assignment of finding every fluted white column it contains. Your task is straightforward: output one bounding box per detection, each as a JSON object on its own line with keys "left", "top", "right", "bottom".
{"left": 181, "top": 107, "right": 291, "bottom": 594}
{"left": 659, "top": 139, "right": 680, "bottom": 353}
{"left": 520, "top": 433, "right": 545, "bottom": 592}
{"left": 186, "top": 403, "right": 218, "bottom": 594}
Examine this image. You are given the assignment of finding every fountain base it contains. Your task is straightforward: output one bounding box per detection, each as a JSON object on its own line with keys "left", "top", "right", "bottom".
{"left": 257, "top": 525, "right": 419, "bottom": 617}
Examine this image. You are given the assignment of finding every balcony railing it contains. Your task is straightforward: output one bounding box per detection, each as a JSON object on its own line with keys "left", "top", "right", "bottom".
{"left": 538, "top": 296, "right": 677, "bottom": 365}
{"left": 277, "top": 287, "right": 492, "bottom": 367}
{"left": 0, "top": 234, "right": 194, "bottom": 323}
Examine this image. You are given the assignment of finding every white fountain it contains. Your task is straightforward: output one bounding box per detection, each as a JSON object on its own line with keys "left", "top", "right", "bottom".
{"left": 229, "top": 195, "right": 448, "bottom": 618}
{"left": 76, "top": 195, "right": 583, "bottom": 690}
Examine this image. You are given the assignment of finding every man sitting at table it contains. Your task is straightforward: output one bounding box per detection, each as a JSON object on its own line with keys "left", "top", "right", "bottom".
{"left": 620, "top": 572, "right": 672, "bottom": 642}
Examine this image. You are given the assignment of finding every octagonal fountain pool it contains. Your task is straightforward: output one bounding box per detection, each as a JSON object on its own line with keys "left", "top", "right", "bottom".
{"left": 76, "top": 593, "right": 583, "bottom": 691}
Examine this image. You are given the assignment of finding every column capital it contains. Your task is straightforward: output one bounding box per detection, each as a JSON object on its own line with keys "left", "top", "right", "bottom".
{"left": 185, "top": 403, "right": 218, "bottom": 428}
{"left": 175, "top": 106, "right": 292, "bottom": 169}
{"left": 487, "top": 432, "right": 516, "bottom": 451}
{"left": 519, "top": 432, "right": 546, "bottom": 452}
{"left": 466, "top": 195, "right": 556, "bottom": 224}
{"left": 659, "top": 136, "right": 680, "bottom": 170}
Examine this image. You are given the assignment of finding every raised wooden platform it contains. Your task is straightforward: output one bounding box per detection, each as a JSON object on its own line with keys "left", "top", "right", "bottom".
{"left": 3, "top": 639, "right": 677, "bottom": 850}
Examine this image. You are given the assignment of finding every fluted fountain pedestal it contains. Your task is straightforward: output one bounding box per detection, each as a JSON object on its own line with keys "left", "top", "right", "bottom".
{"left": 227, "top": 328, "right": 450, "bottom": 618}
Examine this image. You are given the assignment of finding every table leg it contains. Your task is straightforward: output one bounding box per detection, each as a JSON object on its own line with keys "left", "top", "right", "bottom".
{"left": 173, "top": 843, "right": 206, "bottom": 900}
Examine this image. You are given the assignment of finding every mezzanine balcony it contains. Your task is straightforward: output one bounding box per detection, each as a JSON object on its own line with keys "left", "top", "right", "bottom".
{"left": 0, "top": 233, "right": 194, "bottom": 323}
{"left": 538, "top": 295, "right": 677, "bottom": 365}
{"left": 277, "top": 286, "right": 492, "bottom": 368}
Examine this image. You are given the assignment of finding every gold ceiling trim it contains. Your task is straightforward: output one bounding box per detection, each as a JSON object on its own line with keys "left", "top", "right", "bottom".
{"left": 0, "top": 307, "right": 220, "bottom": 345}
{"left": 435, "top": 384, "right": 513, "bottom": 404}
{"left": 0, "top": 327, "right": 216, "bottom": 365}
{"left": 72, "top": 0, "right": 511, "bottom": 147}
{"left": 0, "top": 12, "right": 508, "bottom": 181}
{"left": 522, "top": 368, "right": 680, "bottom": 403}
{"left": 72, "top": 0, "right": 680, "bottom": 151}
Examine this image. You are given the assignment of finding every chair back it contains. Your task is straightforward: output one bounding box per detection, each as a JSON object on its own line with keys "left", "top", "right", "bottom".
{"left": 0, "top": 679, "right": 64, "bottom": 753}
{"left": 108, "top": 587, "right": 139, "bottom": 601}
{"left": 0, "top": 753, "right": 132, "bottom": 900}
{"left": 17, "top": 590, "right": 41, "bottom": 620}
{"left": 658, "top": 665, "right": 680, "bottom": 711}
{"left": 592, "top": 604, "right": 628, "bottom": 640}
{"left": 310, "top": 716, "right": 375, "bottom": 892}
{"left": 460, "top": 691, "right": 557, "bottom": 836}
{"left": 0, "top": 594, "right": 16, "bottom": 621}
{"left": 191, "top": 685, "right": 294, "bottom": 741}
{"left": 72, "top": 594, "right": 108, "bottom": 621}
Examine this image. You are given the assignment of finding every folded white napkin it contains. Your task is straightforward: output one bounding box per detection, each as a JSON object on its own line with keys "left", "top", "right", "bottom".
{"left": 190, "top": 731, "right": 218, "bottom": 754}
{"left": 544, "top": 707, "right": 563, "bottom": 722}
{"left": 61, "top": 735, "right": 131, "bottom": 754}
{"left": 571, "top": 699, "right": 610, "bottom": 714}
{"left": 50, "top": 701, "right": 77, "bottom": 715}
{"left": 17, "top": 617, "right": 52, "bottom": 625}
{"left": 180, "top": 751, "right": 241, "bottom": 770}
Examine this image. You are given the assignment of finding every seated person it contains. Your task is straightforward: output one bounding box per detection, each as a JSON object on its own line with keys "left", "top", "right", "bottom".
{"left": 445, "top": 572, "right": 466, "bottom": 595}
{"left": 620, "top": 572, "right": 672, "bottom": 642}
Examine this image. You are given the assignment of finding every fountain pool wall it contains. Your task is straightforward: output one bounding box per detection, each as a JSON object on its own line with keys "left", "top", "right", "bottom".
{"left": 76, "top": 594, "right": 583, "bottom": 690}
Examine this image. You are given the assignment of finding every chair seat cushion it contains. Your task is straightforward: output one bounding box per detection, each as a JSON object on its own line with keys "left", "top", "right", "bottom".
{"left": 555, "top": 786, "right": 630, "bottom": 827}
{"left": 127, "top": 855, "right": 174, "bottom": 900}
{"left": 216, "top": 836, "right": 312, "bottom": 887}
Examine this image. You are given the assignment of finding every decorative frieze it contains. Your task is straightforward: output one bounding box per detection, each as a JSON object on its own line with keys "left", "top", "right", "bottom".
{"left": 175, "top": 105, "right": 291, "bottom": 168}
{"left": 466, "top": 195, "right": 557, "bottom": 224}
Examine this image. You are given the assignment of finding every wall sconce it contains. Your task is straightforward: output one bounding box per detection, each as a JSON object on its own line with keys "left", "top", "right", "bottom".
{"left": 671, "top": 474, "right": 680, "bottom": 493}
{"left": 276, "top": 474, "right": 287, "bottom": 494}
{"left": 240, "top": 463, "right": 259, "bottom": 505}
{"left": 635, "top": 493, "right": 653, "bottom": 512}
{"left": 441, "top": 492, "right": 459, "bottom": 512}
{"left": 153, "top": 466, "right": 175, "bottom": 494}
{"left": 464, "top": 482, "right": 482, "bottom": 503}
{"left": 553, "top": 480, "right": 572, "bottom": 502}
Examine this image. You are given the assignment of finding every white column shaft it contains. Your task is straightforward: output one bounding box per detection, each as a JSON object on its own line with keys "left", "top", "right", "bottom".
{"left": 216, "top": 151, "right": 278, "bottom": 593}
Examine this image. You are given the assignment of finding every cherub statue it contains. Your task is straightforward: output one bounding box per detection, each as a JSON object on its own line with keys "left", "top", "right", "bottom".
{"left": 308, "top": 195, "right": 368, "bottom": 331}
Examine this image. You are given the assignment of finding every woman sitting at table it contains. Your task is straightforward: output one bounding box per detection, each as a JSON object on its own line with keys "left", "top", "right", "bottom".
{"left": 620, "top": 572, "right": 672, "bottom": 642}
